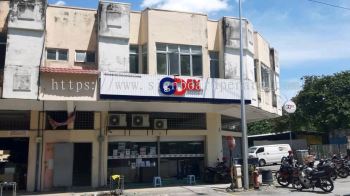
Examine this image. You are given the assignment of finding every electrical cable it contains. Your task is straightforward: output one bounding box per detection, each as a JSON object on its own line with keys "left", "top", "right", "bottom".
{"left": 306, "top": 0, "right": 350, "bottom": 11}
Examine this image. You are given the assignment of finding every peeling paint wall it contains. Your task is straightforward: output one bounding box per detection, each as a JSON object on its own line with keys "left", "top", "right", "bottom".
{"left": 254, "top": 32, "right": 282, "bottom": 115}
{"left": 222, "top": 17, "right": 255, "bottom": 80}
{"left": 8, "top": 0, "right": 46, "bottom": 31}
{"left": 45, "top": 6, "right": 97, "bottom": 68}
{"left": 222, "top": 17, "right": 257, "bottom": 104}
{"left": 98, "top": 1, "right": 130, "bottom": 72}
{"left": 2, "top": 0, "right": 46, "bottom": 99}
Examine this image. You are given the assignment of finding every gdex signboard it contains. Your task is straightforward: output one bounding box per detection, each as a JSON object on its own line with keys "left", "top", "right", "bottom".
{"left": 100, "top": 72, "right": 255, "bottom": 103}
{"left": 283, "top": 100, "right": 296, "bottom": 113}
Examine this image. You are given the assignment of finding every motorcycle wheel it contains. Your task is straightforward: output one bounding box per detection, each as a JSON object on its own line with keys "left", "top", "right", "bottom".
{"left": 277, "top": 174, "right": 290, "bottom": 187}
{"left": 331, "top": 170, "right": 337, "bottom": 181}
{"left": 338, "top": 167, "right": 349, "bottom": 178}
{"left": 319, "top": 178, "right": 334, "bottom": 193}
{"left": 293, "top": 178, "right": 303, "bottom": 191}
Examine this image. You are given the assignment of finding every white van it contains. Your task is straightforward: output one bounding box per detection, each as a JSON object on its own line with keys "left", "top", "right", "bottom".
{"left": 248, "top": 144, "right": 291, "bottom": 166}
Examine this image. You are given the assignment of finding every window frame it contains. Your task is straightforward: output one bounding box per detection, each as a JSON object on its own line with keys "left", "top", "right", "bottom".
{"left": 75, "top": 50, "right": 95, "bottom": 64}
{"left": 261, "top": 64, "right": 270, "bottom": 91}
{"left": 256, "top": 147, "right": 264, "bottom": 153}
{"left": 142, "top": 44, "right": 148, "bottom": 74}
{"left": 129, "top": 45, "right": 139, "bottom": 74}
{"left": 209, "top": 51, "right": 219, "bottom": 78}
{"left": 46, "top": 48, "right": 68, "bottom": 61}
{"left": 156, "top": 43, "right": 203, "bottom": 77}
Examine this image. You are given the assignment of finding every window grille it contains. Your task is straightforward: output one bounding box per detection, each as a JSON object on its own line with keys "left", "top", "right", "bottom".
{"left": 0, "top": 111, "right": 30, "bottom": 130}
{"left": 46, "top": 111, "right": 67, "bottom": 130}
{"left": 108, "top": 112, "right": 206, "bottom": 130}
{"left": 74, "top": 111, "right": 94, "bottom": 130}
{"left": 221, "top": 115, "right": 240, "bottom": 132}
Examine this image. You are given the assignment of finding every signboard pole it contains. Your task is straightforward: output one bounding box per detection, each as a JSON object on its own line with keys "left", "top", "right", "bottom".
{"left": 283, "top": 100, "right": 297, "bottom": 150}
{"left": 238, "top": 0, "right": 249, "bottom": 190}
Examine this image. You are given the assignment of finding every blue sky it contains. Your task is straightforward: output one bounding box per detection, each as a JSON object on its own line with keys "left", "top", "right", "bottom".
{"left": 49, "top": 0, "right": 350, "bottom": 100}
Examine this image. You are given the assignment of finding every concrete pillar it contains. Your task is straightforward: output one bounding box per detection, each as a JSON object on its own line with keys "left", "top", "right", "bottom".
{"left": 100, "top": 111, "right": 108, "bottom": 186}
{"left": 28, "top": 110, "right": 39, "bottom": 191}
{"left": 206, "top": 113, "right": 223, "bottom": 167}
{"left": 26, "top": 133, "right": 37, "bottom": 192}
{"left": 91, "top": 139, "right": 99, "bottom": 188}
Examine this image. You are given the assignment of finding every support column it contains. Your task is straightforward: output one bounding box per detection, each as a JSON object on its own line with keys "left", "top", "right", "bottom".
{"left": 206, "top": 113, "right": 223, "bottom": 167}
{"left": 100, "top": 111, "right": 108, "bottom": 186}
{"left": 27, "top": 132, "right": 37, "bottom": 192}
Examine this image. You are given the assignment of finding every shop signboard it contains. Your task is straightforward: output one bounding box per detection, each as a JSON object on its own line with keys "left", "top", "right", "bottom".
{"left": 100, "top": 72, "right": 254, "bottom": 103}
{"left": 39, "top": 73, "right": 98, "bottom": 101}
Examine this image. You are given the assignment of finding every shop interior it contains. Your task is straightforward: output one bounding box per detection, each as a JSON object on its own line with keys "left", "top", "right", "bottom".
{"left": 107, "top": 141, "right": 204, "bottom": 186}
{"left": 0, "top": 137, "right": 29, "bottom": 190}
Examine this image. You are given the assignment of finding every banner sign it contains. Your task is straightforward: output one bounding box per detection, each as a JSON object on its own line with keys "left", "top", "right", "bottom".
{"left": 100, "top": 72, "right": 254, "bottom": 104}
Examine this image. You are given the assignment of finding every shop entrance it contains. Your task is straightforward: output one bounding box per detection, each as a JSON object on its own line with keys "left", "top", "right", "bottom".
{"left": 72, "top": 143, "right": 92, "bottom": 186}
{"left": 0, "top": 137, "right": 29, "bottom": 190}
{"left": 51, "top": 142, "right": 92, "bottom": 188}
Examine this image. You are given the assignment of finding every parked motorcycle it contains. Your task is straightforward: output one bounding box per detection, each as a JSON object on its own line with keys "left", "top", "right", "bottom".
{"left": 332, "top": 158, "right": 350, "bottom": 178}
{"left": 204, "top": 159, "right": 231, "bottom": 183}
{"left": 317, "top": 159, "right": 337, "bottom": 181}
{"left": 276, "top": 159, "right": 298, "bottom": 187}
{"left": 293, "top": 165, "right": 334, "bottom": 192}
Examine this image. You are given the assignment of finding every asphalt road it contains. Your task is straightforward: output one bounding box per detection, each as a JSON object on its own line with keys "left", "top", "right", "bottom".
{"left": 237, "top": 177, "right": 350, "bottom": 196}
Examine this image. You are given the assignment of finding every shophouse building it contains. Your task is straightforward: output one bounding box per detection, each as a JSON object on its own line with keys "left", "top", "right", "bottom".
{"left": 0, "top": 0, "right": 281, "bottom": 192}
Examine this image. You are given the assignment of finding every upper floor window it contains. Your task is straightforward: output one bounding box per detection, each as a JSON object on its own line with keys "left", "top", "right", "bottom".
{"left": 0, "top": 111, "right": 30, "bottom": 130}
{"left": 261, "top": 64, "right": 270, "bottom": 91}
{"left": 0, "top": 36, "right": 6, "bottom": 70}
{"left": 75, "top": 51, "right": 95, "bottom": 63}
{"left": 129, "top": 45, "right": 139, "bottom": 73}
{"left": 221, "top": 115, "right": 240, "bottom": 132}
{"left": 156, "top": 43, "right": 202, "bottom": 76}
{"left": 142, "top": 44, "right": 148, "bottom": 74}
{"left": 209, "top": 51, "right": 219, "bottom": 78}
{"left": 46, "top": 49, "right": 68, "bottom": 61}
{"left": 74, "top": 111, "right": 94, "bottom": 130}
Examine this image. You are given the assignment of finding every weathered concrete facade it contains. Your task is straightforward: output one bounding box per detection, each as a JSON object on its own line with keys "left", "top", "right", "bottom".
{"left": 2, "top": 0, "right": 46, "bottom": 99}
{"left": 98, "top": 2, "right": 131, "bottom": 72}
{"left": 0, "top": 0, "right": 281, "bottom": 192}
{"left": 254, "top": 32, "right": 282, "bottom": 115}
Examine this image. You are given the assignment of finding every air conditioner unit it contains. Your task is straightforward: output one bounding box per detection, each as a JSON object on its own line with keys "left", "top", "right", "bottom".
{"left": 132, "top": 114, "right": 149, "bottom": 127}
{"left": 109, "top": 114, "right": 127, "bottom": 127}
{"left": 154, "top": 119, "right": 167, "bottom": 130}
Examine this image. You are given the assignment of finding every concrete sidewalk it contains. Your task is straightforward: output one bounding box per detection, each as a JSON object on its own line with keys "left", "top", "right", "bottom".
{"left": 12, "top": 184, "right": 233, "bottom": 196}
{"left": 7, "top": 178, "right": 350, "bottom": 196}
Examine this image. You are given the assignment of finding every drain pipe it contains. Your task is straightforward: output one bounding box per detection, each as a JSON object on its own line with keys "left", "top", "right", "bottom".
{"left": 98, "top": 111, "right": 104, "bottom": 187}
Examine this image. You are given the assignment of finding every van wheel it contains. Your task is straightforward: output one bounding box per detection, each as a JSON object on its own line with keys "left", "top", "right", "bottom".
{"left": 259, "top": 159, "right": 266, "bottom": 167}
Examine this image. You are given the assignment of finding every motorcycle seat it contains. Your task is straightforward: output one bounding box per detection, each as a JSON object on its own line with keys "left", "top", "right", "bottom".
{"left": 311, "top": 170, "right": 328, "bottom": 178}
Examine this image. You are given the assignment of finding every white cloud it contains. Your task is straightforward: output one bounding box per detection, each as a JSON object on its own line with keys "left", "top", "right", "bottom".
{"left": 141, "top": 0, "right": 229, "bottom": 14}
{"left": 53, "top": 0, "right": 66, "bottom": 6}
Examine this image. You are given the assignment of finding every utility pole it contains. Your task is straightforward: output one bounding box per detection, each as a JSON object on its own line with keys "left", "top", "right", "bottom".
{"left": 238, "top": 0, "right": 249, "bottom": 190}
